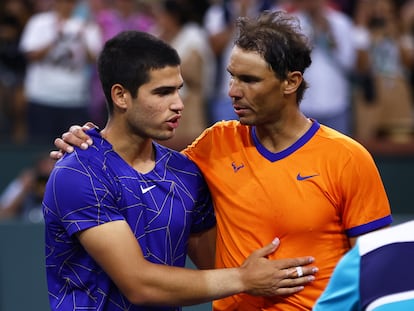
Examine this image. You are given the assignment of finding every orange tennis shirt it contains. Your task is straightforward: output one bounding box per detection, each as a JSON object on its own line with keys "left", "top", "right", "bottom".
{"left": 184, "top": 120, "right": 392, "bottom": 311}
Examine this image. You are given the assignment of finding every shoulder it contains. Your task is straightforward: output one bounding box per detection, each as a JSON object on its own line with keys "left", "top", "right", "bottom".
{"left": 156, "top": 143, "right": 201, "bottom": 173}
{"left": 317, "top": 125, "right": 372, "bottom": 158}
{"left": 53, "top": 147, "right": 104, "bottom": 181}
{"left": 200, "top": 120, "right": 248, "bottom": 137}
{"left": 55, "top": 130, "right": 109, "bottom": 172}
{"left": 25, "top": 12, "right": 55, "bottom": 27}
{"left": 185, "top": 120, "right": 249, "bottom": 152}
{"left": 358, "top": 220, "right": 414, "bottom": 255}
{"left": 29, "top": 11, "right": 54, "bottom": 21}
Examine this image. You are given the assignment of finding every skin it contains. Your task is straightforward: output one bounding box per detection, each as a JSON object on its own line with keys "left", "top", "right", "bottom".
{"left": 227, "top": 46, "right": 312, "bottom": 153}
{"left": 52, "top": 48, "right": 357, "bottom": 251}
{"left": 51, "top": 64, "right": 318, "bottom": 307}
{"left": 227, "top": 46, "right": 358, "bottom": 247}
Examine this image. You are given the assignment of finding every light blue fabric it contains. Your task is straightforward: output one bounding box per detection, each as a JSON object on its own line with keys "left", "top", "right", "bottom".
{"left": 313, "top": 243, "right": 360, "bottom": 311}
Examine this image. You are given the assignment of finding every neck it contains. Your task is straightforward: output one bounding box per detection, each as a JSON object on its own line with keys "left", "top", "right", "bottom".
{"left": 254, "top": 113, "right": 312, "bottom": 153}
{"left": 101, "top": 124, "right": 155, "bottom": 174}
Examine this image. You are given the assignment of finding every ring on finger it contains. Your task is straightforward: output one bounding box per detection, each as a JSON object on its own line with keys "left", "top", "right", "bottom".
{"left": 295, "top": 266, "right": 303, "bottom": 277}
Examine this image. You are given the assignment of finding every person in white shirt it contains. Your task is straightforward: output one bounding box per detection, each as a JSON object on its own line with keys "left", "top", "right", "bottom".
{"left": 19, "top": 0, "right": 102, "bottom": 144}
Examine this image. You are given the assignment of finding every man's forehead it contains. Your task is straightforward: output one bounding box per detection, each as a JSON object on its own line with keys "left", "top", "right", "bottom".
{"left": 147, "top": 66, "right": 183, "bottom": 84}
{"left": 148, "top": 65, "right": 181, "bottom": 76}
{"left": 228, "top": 47, "right": 271, "bottom": 74}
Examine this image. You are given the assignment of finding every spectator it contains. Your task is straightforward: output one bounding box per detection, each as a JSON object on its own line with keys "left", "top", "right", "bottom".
{"left": 290, "top": 0, "right": 357, "bottom": 136}
{"left": 353, "top": 0, "right": 414, "bottom": 143}
{"left": 0, "top": 0, "right": 34, "bottom": 143}
{"left": 0, "top": 152, "right": 54, "bottom": 223}
{"left": 152, "top": 0, "right": 216, "bottom": 150}
{"left": 19, "top": 0, "right": 103, "bottom": 144}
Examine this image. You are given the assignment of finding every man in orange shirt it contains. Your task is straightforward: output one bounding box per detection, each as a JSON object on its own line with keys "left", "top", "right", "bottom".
{"left": 52, "top": 10, "right": 392, "bottom": 310}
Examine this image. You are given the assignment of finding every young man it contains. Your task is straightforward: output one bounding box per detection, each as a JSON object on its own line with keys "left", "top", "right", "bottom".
{"left": 43, "top": 30, "right": 316, "bottom": 311}
{"left": 52, "top": 11, "right": 392, "bottom": 311}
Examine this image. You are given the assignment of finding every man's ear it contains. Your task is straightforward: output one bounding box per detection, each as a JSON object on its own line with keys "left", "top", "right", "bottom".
{"left": 283, "top": 71, "right": 303, "bottom": 95}
{"left": 111, "top": 84, "right": 128, "bottom": 109}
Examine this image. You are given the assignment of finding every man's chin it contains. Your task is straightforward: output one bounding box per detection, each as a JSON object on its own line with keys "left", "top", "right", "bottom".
{"left": 238, "top": 117, "right": 254, "bottom": 126}
{"left": 155, "top": 133, "right": 175, "bottom": 141}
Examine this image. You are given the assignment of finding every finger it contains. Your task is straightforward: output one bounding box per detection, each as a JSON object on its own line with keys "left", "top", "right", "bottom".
{"left": 54, "top": 137, "right": 74, "bottom": 153}
{"left": 61, "top": 133, "right": 89, "bottom": 150}
{"left": 271, "top": 285, "right": 305, "bottom": 296}
{"left": 286, "top": 265, "right": 318, "bottom": 278}
{"left": 252, "top": 238, "right": 280, "bottom": 258}
{"left": 69, "top": 125, "right": 93, "bottom": 146}
{"left": 275, "top": 256, "right": 315, "bottom": 271}
{"left": 84, "top": 122, "right": 99, "bottom": 130}
{"left": 49, "top": 150, "right": 63, "bottom": 160}
{"left": 276, "top": 274, "right": 316, "bottom": 291}
{"left": 261, "top": 274, "right": 315, "bottom": 297}
{"left": 69, "top": 125, "right": 83, "bottom": 132}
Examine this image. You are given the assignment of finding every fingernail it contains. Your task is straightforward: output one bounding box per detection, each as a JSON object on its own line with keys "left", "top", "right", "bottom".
{"left": 67, "top": 146, "right": 74, "bottom": 153}
{"left": 308, "top": 276, "right": 315, "bottom": 281}
{"left": 87, "top": 139, "right": 93, "bottom": 145}
{"left": 81, "top": 143, "right": 88, "bottom": 150}
{"left": 272, "top": 237, "right": 280, "bottom": 245}
{"left": 312, "top": 267, "right": 319, "bottom": 273}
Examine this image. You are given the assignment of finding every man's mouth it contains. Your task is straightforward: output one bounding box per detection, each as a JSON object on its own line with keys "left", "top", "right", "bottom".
{"left": 166, "top": 115, "right": 181, "bottom": 128}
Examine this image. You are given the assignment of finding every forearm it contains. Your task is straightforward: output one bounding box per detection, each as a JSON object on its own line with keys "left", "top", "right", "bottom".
{"left": 80, "top": 221, "right": 316, "bottom": 307}
{"left": 124, "top": 264, "right": 244, "bottom": 306}
{"left": 80, "top": 222, "right": 242, "bottom": 306}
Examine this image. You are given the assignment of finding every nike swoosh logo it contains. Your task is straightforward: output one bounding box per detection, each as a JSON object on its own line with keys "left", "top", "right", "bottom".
{"left": 140, "top": 185, "right": 156, "bottom": 194}
{"left": 296, "top": 173, "right": 319, "bottom": 181}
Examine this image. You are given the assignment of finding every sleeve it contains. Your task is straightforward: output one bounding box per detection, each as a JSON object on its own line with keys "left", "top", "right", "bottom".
{"left": 183, "top": 125, "right": 216, "bottom": 165}
{"left": 190, "top": 171, "right": 216, "bottom": 234}
{"left": 339, "top": 144, "right": 392, "bottom": 237}
{"left": 313, "top": 243, "right": 361, "bottom": 311}
{"left": 45, "top": 152, "right": 124, "bottom": 237}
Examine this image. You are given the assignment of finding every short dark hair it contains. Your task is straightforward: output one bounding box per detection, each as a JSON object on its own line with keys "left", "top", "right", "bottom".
{"left": 234, "top": 10, "right": 312, "bottom": 103}
{"left": 98, "top": 31, "right": 181, "bottom": 113}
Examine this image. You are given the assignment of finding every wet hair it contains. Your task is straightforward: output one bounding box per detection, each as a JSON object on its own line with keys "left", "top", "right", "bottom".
{"left": 98, "top": 30, "right": 181, "bottom": 114}
{"left": 234, "top": 10, "right": 312, "bottom": 103}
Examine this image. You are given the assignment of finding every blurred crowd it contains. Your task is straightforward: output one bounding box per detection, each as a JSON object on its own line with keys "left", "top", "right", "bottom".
{"left": 1, "top": 0, "right": 414, "bottom": 220}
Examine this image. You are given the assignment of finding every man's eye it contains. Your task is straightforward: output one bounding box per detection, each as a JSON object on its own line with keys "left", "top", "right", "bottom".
{"left": 156, "top": 89, "right": 173, "bottom": 96}
{"left": 242, "top": 77, "right": 258, "bottom": 83}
